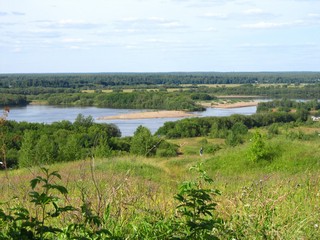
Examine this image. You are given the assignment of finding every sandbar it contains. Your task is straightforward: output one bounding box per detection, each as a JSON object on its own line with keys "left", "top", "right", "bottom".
{"left": 97, "top": 110, "right": 196, "bottom": 120}
{"left": 200, "top": 101, "right": 259, "bottom": 109}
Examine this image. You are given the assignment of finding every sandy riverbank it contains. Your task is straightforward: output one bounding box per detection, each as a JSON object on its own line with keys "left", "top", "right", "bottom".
{"left": 200, "top": 100, "right": 259, "bottom": 109}
{"left": 97, "top": 110, "right": 197, "bottom": 120}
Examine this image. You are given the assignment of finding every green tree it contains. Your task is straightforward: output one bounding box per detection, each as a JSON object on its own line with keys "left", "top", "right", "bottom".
{"left": 248, "top": 132, "right": 271, "bottom": 162}
{"left": 34, "top": 134, "right": 56, "bottom": 165}
{"left": 19, "top": 131, "right": 37, "bottom": 168}
{"left": 130, "top": 126, "right": 156, "bottom": 157}
{"left": 74, "top": 114, "right": 94, "bottom": 129}
{"left": 59, "top": 134, "right": 82, "bottom": 161}
{"left": 92, "top": 137, "right": 112, "bottom": 158}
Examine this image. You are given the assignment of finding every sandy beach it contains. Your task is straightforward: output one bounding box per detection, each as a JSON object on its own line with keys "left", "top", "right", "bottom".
{"left": 97, "top": 110, "right": 197, "bottom": 120}
{"left": 200, "top": 100, "right": 259, "bottom": 109}
{"left": 97, "top": 101, "right": 259, "bottom": 120}
{"left": 212, "top": 101, "right": 259, "bottom": 109}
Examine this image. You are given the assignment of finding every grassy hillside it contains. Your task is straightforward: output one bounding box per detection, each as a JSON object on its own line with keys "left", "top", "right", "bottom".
{"left": 1, "top": 124, "right": 320, "bottom": 239}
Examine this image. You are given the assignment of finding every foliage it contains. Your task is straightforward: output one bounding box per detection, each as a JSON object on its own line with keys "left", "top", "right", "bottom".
{"left": 1, "top": 125, "right": 320, "bottom": 238}
{"left": 0, "top": 168, "right": 75, "bottom": 239}
{"left": 43, "top": 91, "right": 205, "bottom": 111}
{"left": 0, "top": 94, "right": 28, "bottom": 106}
{"left": 157, "top": 111, "right": 300, "bottom": 139}
{"left": 0, "top": 161, "right": 225, "bottom": 239}
{"left": 1, "top": 72, "right": 320, "bottom": 90}
{"left": 155, "top": 141, "right": 179, "bottom": 157}
{"left": 257, "top": 99, "right": 320, "bottom": 113}
{"left": 130, "top": 126, "right": 157, "bottom": 157}
{"left": 248, "top": 132, "right": 273, "bottom": 162}
{"left": 0, "top": 115, "right": 121, "bottom": 168}
{"left": 174, "top": 162, "right": 223, "bottom": 239}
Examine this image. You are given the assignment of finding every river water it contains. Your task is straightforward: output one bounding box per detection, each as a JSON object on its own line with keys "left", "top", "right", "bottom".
{"left": 7, "top": 105, "right": 257, "bottom": 136}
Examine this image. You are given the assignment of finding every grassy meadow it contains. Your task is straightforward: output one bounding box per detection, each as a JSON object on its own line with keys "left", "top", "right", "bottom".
{"left": 1, "top": 124, "right": 320, "bottom": 239}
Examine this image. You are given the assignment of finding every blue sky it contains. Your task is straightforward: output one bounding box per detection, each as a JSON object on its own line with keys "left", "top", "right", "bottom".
{"left": 1, "top": 0, "right": 319, "bottom": 73}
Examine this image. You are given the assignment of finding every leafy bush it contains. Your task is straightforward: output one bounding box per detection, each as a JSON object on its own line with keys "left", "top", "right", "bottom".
{"left": 248, "top": 132, "right": 274, "bottom": 162}
{"left": 130, "top": 126, "right": 157, "bottom": 157}
{"left": 173, "top": 162, "right": 224, "bottom": 239}
{"left": 156, "top": 141, "right": 179, "bottom": 157}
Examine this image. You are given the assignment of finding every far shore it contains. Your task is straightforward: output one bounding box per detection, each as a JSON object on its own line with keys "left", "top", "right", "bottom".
{"left": 97, "top": 110, "right": 197, "bottom": 120}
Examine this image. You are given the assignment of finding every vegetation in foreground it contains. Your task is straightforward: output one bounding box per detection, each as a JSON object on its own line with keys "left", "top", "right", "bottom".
{"left": 1, "top": 118, "right": 320, "bottom": 239}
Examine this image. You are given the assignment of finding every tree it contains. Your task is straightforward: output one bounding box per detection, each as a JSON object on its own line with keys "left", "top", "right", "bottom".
{"left": 19, "top": 131, "right": 37, "bottom": 168}
{"left": 34, "top": 134, "right": 56, "bottom": 165}
{"left": 74, "top": 114, "right": 94, "bottom": 129}
{"left": 130, "top": 126, "right": 156, "bottom": 157}
{"left": 248, "top": 131, "right": 271, "bottom": 162}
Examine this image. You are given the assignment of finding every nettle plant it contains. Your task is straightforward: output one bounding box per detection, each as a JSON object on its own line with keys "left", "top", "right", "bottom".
{"left": 173, "top": 162, "right": 223, "bottom": 239}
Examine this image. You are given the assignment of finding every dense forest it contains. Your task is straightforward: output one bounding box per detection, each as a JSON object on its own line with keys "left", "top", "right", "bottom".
{"left": 1, "top": 72, "right": 320, "bottom": 108}
{"left": 1, "top": 72, "right": 320, "bottom": 89}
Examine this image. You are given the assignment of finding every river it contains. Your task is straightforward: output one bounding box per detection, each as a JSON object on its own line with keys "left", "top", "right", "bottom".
{"left": 7, "top": 105, "right": 257, "bottom": 136}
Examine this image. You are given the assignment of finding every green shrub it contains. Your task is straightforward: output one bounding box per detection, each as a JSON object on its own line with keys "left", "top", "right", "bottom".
{"left": 248, "top": 132, "right": 274, "bottom": 162}
{"left": 156, "top": 141, "right": 179, "bottom": 157}
{"left": 173, "top": 162, "right": 224, "bottom": 239}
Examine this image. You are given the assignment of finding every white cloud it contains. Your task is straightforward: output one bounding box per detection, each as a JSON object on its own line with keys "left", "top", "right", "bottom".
{"left": 113, "top": 17, "right": 187, "bottom": 34}
{"left": 61, "top": 38, "right": 84, "bottom": 43}
{"left": 12, "top": 47, "right": 22, "bottom": 53}
{"left": 12, "top": 12, "right": 25, "bottom": 16}
{"left": 241, "top": 20, "right": 304, "bottom": 29}
{"left": 308, "top": 13, "right": 320, "bottom": 18}
{"left": 202, "top": 12, "right": 228, "bottom": 19}
{"left": 36, "top": 19, "right": 102, "bottom": 29}
{"left": 243, "top": 8, "right": 265, "bottom": 15}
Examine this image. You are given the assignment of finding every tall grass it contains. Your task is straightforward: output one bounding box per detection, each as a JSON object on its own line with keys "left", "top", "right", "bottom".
{"left": 1, "top": 126, "right": 320, "bottom": 238}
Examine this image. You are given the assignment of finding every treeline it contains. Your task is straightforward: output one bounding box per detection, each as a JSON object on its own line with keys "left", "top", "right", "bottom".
{"left": 36, "top": 92, "right": 207, "bottom": 111}
{"left": 1, "top": 72, "right": 319, "bottom": 89}
{"left": 200, "top": 84, "right": 320, "bottom": 99}
{"left": 156, "top": 111, "right": 308, "bottom": 139}
{"left": 0, "top": 115, "right": 178, "bottom": 168}
{"left": 257, "top": 99, "right": 320, "bottom": 113}
{"left": 0, "top": 87, "right": 77, "bottom": 95}
{"left": 0, "top": 94, "right": 29, "bottom": 106}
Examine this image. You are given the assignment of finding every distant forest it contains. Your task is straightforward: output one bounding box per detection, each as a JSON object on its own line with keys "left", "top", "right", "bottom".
{"left": 1, "top": 72, "right": 320, "bottom": 89}
{"left": 1, "top": 72, "right": 320, "bottom": 108}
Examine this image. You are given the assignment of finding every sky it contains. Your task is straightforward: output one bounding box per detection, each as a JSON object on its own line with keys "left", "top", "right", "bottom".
{"left": 1, "top": 0, "right": 320, "bottom": 73}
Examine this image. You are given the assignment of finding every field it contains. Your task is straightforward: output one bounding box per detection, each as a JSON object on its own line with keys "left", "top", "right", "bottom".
{"left": 1, "top": 124, "right": 320, "bottom": 239}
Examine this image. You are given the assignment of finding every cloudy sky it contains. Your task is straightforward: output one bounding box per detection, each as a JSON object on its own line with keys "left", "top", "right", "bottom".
{"left": 1, "top": 0, "right": 319, "bottom": 73}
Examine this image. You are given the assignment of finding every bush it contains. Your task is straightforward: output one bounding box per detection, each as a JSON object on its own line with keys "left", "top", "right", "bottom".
{"left": 248, "top": 132, "right": 274, "bottom": 162}
{"left": 156, "top": 141, "right": 179, "bottom": 157}
{"left": 130, "top": 126, "right": 156, "bottom": 157}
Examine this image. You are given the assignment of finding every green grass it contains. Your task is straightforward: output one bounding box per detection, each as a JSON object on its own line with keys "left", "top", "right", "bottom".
{"left": 1, "top": 126, "right": 320, "bottom": 238}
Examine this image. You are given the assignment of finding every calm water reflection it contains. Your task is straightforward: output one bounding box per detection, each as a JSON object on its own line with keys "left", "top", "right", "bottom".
{"left": 8, "top": 105, "right": 257, "bottom": 136}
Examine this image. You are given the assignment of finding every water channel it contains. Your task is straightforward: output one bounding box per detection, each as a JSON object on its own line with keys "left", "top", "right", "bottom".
{"left": 7, "top": 105, "right": 257, "bottom": 136}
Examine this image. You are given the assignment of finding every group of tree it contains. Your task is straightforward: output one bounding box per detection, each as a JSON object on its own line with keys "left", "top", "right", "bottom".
{"left": 38, "top": 91, "right": 206, "bottom": 111}
{"left": 257, "top": 98, "right": 320, "bottom": 113}
{"left": 0, "top": 114, "right": 178, "bottom": 169}
{"left": 1, "top": 72, "right": 319, "bottom": 90}
{"left": 156, "top": 110, "right": 309, "bottom": 139}
{"left": 203, "top": 84, "right": 320, "bottom": 99}
{"left": 0, "top": 94, "right": 28, "bottom": 106}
